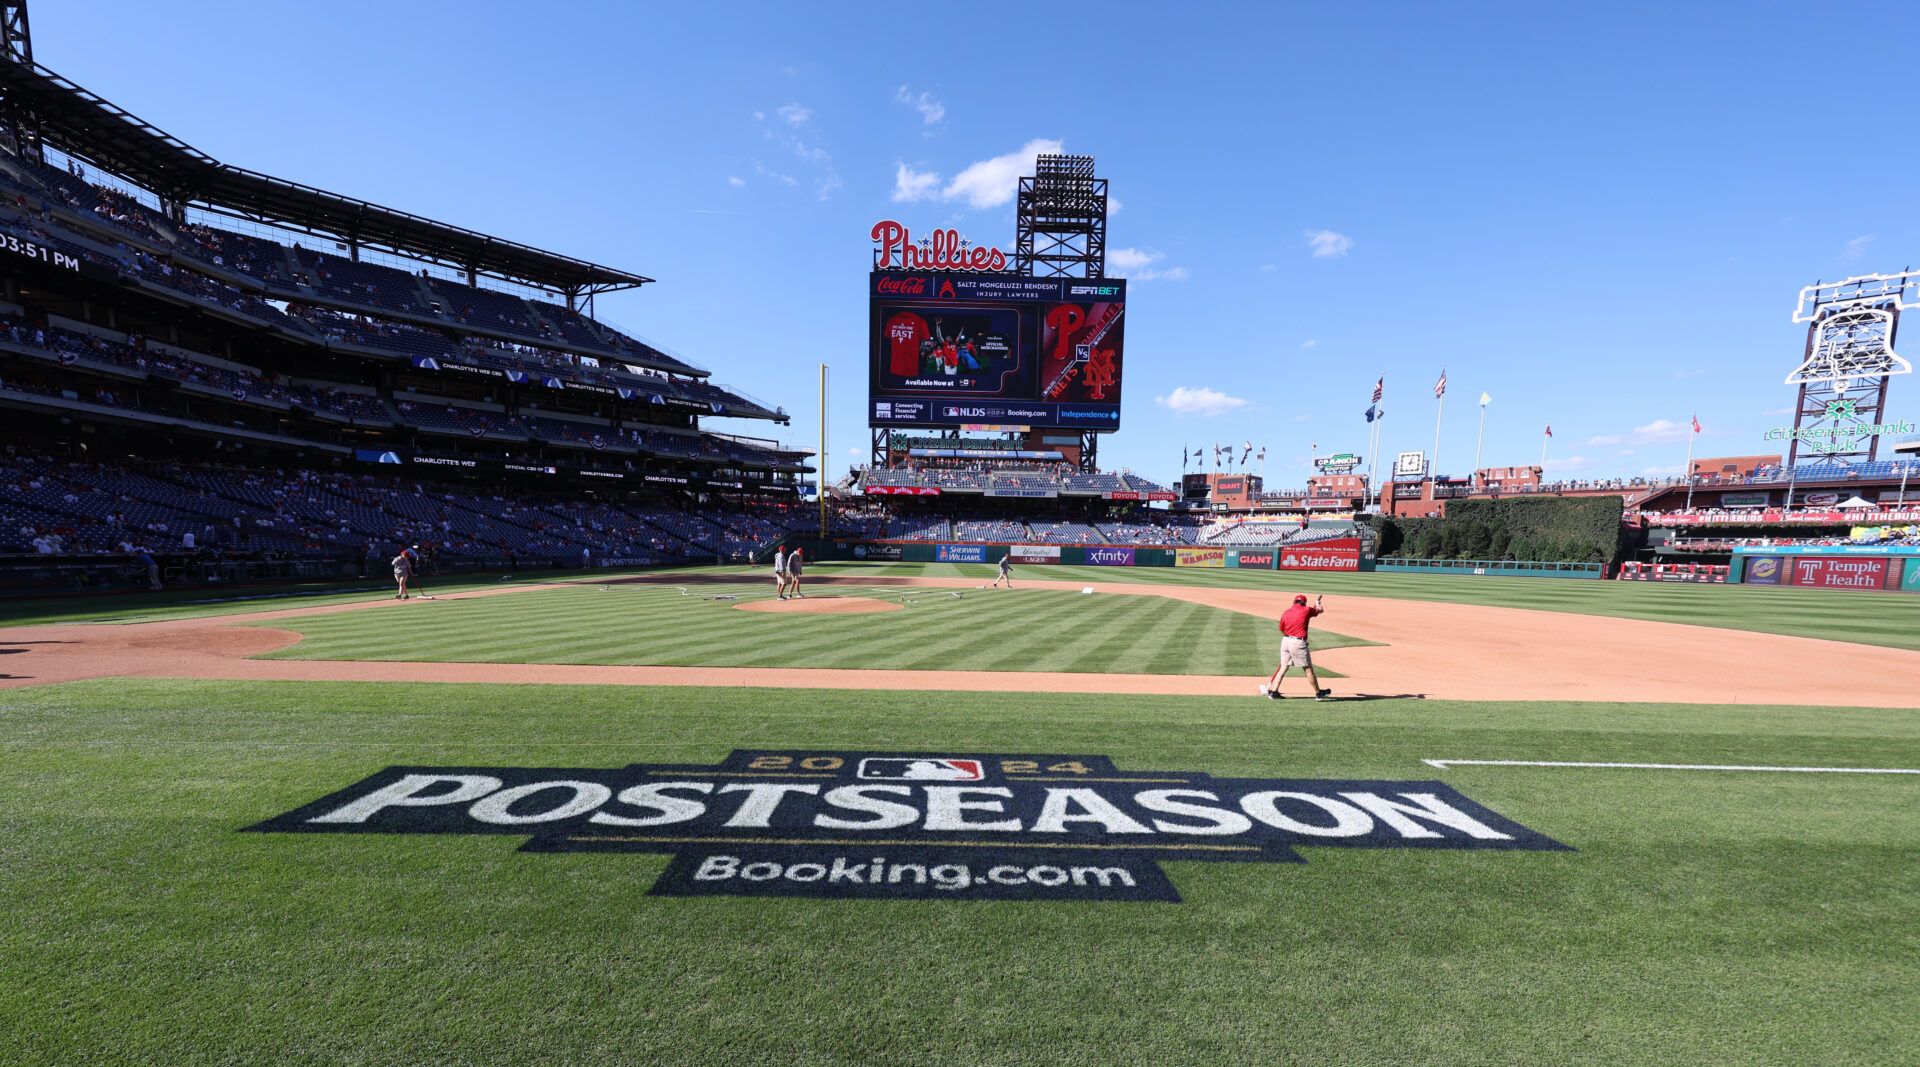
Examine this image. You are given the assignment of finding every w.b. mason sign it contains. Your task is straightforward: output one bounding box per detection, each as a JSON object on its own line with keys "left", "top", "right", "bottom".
{"left": 247, "top": 751, "right": 1569, "bottom": 902}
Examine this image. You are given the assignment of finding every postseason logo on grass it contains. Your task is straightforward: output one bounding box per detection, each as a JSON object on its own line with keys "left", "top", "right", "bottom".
{"left": 248, "top": 751, "right": 1569, "bottom": 903}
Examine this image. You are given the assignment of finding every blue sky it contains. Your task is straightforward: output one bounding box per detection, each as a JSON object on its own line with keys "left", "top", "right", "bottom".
{"left": 37, "top": 2, "right": 1919, "bottom": 486}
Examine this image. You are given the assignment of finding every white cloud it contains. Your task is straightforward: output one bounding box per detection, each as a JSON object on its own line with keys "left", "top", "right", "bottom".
{"left": 1641, "top": 463, "right": 1686, "bottom": 476}
{"left": 814, "top": 173, "right": 843, "bottom": 202}
{"left": 1587, "top": 419, "right": 1690, "bottom": 447}
{"left": 1106, "top": 196, "right": 1123, "bottom": 215}
{"left": 1291, "top": 413, "right": 1313, "bottom": 422}
{"left": 1762, "top": 406, "right": 1794, "bottom": 416}
{"left": 1300, "top": 339, "right": 1318, "bottom": 349}
{"left": 1154, "top": 386, "right": 1249, "bottom": 418}
{"left": 1672, "top": 368, "right": 1706, "bottom": 379}
{"left": 1258, "top": 263, "right": 1277, "bottom": 272}
{"left": 894, "top": 86, "right": 946, "bottom": 126}
{"left": 1544, "top": 455, "right": 1593, "bottom": 471}
{"left": 1106, "top": 246, "right": 1188, "bottom": 282}
{"left": 1304, "top": 229, "right": 1353, "bottom": 259}
{"left": 1841, "top": 234, "right": 1875, "bottom": 261}
{"left": 726, "top": 176, "right": 746, "bottom": 188}
{"left": 753, "top": 161, "right": 797, "bottom": 187}
{"left": 942, "top": 138, "right": 1063, "bottom": 209}
{"left": 752, "top": 107, "right": 839, "bottom": 199}
{"left": 891, "top": 162, "right": 941, "bottom": 203}
{"left": 775, "top": 103, "right": 812, "bottom": 126}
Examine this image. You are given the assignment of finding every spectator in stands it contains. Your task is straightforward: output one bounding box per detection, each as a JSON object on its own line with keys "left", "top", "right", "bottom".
{"left": 136, "top": 545, "right": 160, "bottom": 590}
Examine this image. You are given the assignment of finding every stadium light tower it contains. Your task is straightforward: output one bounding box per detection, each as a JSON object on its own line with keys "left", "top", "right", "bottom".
{"left": 1785, "top": 269, "right": 1918, "bottom": 465}
{"left": 0, "top": 0, "right": 40, "bottom": 161}
{"left": 1013, "top": 154, "right": 1108, "bottom": 279}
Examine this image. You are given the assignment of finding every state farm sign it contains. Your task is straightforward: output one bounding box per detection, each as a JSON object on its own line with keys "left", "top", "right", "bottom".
{"left": 1279, "top": 538, "right": 1363, "bottom": 571}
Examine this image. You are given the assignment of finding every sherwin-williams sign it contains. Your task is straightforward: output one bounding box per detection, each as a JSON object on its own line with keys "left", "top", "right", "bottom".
{"left": 248, "top": 751, "right": 1568, "bottom": 903}
{"left": 935, "top": 544, "right": 988, "bottom": 563}
{"left": 1175, "top": 547, "right": 1227, "bottom": 568}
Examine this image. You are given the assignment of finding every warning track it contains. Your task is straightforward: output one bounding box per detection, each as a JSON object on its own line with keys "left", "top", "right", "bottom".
{"left": 1, "top": 573, "right": 1917, "bottom": 706}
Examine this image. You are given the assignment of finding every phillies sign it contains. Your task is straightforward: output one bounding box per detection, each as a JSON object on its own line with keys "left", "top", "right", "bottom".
{"left": 872, "top": 220, "right": 1009, "bottom": 273}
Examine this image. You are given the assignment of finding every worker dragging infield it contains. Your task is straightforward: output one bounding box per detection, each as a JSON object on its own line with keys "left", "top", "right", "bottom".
{"left": 1260, "top": 593, "right": 1333, "bottom": 701}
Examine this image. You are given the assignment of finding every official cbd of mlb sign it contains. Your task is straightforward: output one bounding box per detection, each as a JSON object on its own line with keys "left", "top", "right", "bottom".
{"left": 249, "top": 751, "right": 1569, "bottom": 902}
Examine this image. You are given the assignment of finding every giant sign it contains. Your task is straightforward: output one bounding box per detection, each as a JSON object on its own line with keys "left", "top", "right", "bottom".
{"left": 248, "top": 750, "right": 1568, "bottom": 903}
{"left": 870, "top": 271, "right": 1125, "bottom": 431}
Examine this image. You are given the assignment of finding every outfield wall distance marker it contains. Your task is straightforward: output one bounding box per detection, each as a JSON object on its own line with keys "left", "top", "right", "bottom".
{"left": 1422, "top": 759, "right": 1920, "bottom": 775}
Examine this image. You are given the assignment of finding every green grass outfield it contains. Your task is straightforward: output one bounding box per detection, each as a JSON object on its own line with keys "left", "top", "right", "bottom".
{"left": 6, "top": 562, "right": 1916, "bottom": 655}
{"left": 256, "top": 582, "right": 1370, "bottom": 677}
{"left": 4, "top": 679, "right": 1917, "bottom": 1065}
{"left": 804, "top": 561, "right": 1920, "bottom": 652}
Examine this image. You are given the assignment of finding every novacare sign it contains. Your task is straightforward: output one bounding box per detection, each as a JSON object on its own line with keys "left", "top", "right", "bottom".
{"left": 248, "top": 750, "right": 1568, "bottom": 903}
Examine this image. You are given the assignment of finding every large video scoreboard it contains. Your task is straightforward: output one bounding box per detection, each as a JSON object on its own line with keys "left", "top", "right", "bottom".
{"left": 869, "top": 271, "right": 1126, "bottom": 431}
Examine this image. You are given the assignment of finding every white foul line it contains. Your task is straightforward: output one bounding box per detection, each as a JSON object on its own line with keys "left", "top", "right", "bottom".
{"left": 1422, "top": 759, "right": 1920, "bottom": 775}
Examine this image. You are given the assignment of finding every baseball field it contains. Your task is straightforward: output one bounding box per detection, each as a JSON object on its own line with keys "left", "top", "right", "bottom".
{"left": 4, "top": 562, "right": 1917, "bottom": 1065}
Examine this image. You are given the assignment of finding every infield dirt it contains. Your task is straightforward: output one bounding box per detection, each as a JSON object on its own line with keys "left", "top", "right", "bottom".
{"left": 1, "top": 572, "right": 1916, "bottom": 706}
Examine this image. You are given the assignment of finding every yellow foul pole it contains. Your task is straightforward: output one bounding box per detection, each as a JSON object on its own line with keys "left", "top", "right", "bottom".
{"left": 818, "top": 363, "right": 828, "bottom": 539}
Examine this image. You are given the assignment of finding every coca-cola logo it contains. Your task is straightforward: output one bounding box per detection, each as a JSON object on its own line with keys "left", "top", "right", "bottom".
{"left": 876, "top": 276, "right": 928, "bottom": 296}
{"left": 872, "top": 220, "right": 1009, "bottom": 272}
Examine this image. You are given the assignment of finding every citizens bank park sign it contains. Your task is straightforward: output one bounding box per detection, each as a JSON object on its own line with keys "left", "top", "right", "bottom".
{"left": 248, "top": 750, "right": 1567, "bottom": 903}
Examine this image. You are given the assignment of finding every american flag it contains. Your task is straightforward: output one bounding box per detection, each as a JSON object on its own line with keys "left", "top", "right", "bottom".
{"left": 1433, "top": 369, "right": 1447, "bottom": 399}
{"left": 1371, "top": 377, "right": 1384, "bottom": 404}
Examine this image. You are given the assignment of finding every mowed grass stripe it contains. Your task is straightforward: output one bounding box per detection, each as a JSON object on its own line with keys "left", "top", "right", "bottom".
{"left": 259, "top": 584, "right": 1352, "bottom": 676}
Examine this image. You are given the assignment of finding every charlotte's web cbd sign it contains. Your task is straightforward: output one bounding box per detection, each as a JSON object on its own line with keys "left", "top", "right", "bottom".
{"left": 249, "top": 750, "right": 1568, "bottom": 903}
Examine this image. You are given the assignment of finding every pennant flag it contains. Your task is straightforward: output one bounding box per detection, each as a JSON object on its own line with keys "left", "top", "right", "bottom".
{"left": 1479, "top": 391, "right": 1492, "bottom": 406}
{"left": 1256, "top": 447, "right": 1267, "bottom": 462}
{"left": 1182, "top": 447, "right": 1188, "bottom": 471}
{"left": 1691, "top": 414, "right": 1701, "bottom": 434}
{"left": 1364, "top": 404, "right": 1378, "bottom": 423}
{"left": 1434, "top": 369, "right": 1448, "bottom": 399}
{"left": 1545, "top": 425, "right": 1553, "bottom": 438}
{"left": 1371, "top": 377, "right": 1384, "bottom": 404}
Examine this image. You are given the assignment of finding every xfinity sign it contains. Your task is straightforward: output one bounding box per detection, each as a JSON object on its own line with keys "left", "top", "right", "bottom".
{"left": 248, "top": 750, "right": 1568, "bottom": 903}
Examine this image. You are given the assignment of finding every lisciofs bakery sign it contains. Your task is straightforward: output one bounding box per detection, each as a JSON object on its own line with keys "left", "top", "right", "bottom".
{"left": 247, "top": 751, "right": 1568, "bottom": 902}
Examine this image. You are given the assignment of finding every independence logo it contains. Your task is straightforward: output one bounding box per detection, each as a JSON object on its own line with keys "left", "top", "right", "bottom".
{"left": 247, "top": 751, "right": 1569, "bottom": 902}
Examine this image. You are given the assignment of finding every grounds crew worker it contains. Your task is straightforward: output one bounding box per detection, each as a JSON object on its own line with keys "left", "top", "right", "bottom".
{"left": 993, "top": 553, "right": 1013, "bottom": 588}
{"left": 1261, "top": 594, "right": 1332, "bottom": 701}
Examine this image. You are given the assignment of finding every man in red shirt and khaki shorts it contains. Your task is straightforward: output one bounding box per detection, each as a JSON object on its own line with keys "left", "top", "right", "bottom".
{"left": 1261, "top": 594, "right": 1332, "bottom": 701}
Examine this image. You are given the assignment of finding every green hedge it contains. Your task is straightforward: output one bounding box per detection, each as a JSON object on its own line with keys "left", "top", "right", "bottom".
{"left": 1368, "top": 496, "right": 1627, "bottom": 564}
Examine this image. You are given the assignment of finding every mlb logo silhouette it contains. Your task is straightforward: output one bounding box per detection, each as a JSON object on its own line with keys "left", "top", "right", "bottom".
{"left": 857, "top": 758, "right": 985, "bottom": 782}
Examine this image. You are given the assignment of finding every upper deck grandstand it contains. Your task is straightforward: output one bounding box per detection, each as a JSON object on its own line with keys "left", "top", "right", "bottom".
{"left": 0, "top": 41, "right": 818, "bottom": 582}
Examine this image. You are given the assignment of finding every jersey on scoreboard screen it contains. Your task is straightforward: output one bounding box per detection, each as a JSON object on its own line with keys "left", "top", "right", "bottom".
{"left": 886, "top": 313, "right": 930, "bottom": 376}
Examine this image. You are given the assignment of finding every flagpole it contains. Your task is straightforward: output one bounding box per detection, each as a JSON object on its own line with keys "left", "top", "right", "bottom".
{"left": 1431, "top": 389, "right": 1445, "bottom": 489}
{"left": 1683, "top": 420, "right": 1698, "bottom": 511}
{"left": 1367, "top": 419, "right": 1381, "bottom": 512}
{"left": 1540, "top": 429, "right": 1548, "bottom": 472}
{"left": 1472, "top": 402, "right": 1487, "bottom": 489}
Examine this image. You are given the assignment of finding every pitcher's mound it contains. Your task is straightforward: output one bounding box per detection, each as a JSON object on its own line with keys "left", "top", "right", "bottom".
{"left": 736, "top": 596, "right": 902, "bottom": 615}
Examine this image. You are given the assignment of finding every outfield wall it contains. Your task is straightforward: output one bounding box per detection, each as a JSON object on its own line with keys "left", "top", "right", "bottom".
{"left": 1732, "top": 545, "right": 1920, "bottom": 593}
{"left": 823, "top": 540, "right": 1368, "bottom": 572}
{"left": 1375, "top": 558, "right": 1604, "bottom": 579}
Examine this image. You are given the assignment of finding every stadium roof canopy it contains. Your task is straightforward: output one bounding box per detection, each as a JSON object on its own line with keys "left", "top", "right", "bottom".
{"left": 0, "top": 58, "right": 653, "bottom": 296}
